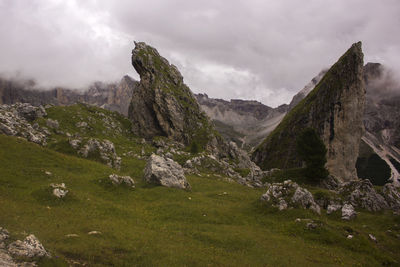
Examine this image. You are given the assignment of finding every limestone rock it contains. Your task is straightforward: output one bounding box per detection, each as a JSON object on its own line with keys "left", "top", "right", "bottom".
{"left": 326, "top": 204, "right": 342, "bottom": 215}
{"left": 71, "top": 138, "right": 121, "bottom": 169}
{"left": 50, "top": 183, "right": 68, "bottom": 198}
{"left": 341, "top": 204, "right": 357, "bottom": 220}
{"left": 261, "top": 180, "right": 321, "bottom": 214}
{"left": 382, "top": 183, "right": 400, "bottom": 210}
{"left": 0, "top": 103, "right": 48, "bottom": 145}
{"left": 252, "top": 42, "right": 365, "bottom": 182}
{"left": 339, "top": 179, "right": 388, "bottom": 211}
{"left": 8, "top": 234, "right": 49, "bottom": 258}
{"left": 46, "top": 119, "right": 59, "bottom": 129}
{"left": 144, "top": 154, "right": 191, "bottom": 190}
{"left": 109, "top": 174, "right": 135, "bottom": 188}
{"left": 128, "top": 41, "right": 220, "bottom": 150}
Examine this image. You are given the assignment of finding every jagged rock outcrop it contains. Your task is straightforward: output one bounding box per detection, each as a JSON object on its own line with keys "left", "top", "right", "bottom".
{"left": 252, "top": 42, "right": 365, "bottom": 182}
{"left": 128, "top": 42, "right": 218, "bottom": 150}
{"left": 144, "top": 154, "right": 191, "bottom": 190}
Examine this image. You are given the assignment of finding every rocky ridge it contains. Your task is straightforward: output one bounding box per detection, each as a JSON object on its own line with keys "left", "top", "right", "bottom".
{"left": 252, "top": 42, "right": 365, "bottom": 182}
{"left": 0, "top": 75, "right": 138, "bottom": 116}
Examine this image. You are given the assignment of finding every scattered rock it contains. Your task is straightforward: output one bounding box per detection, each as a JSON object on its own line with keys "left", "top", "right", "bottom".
{"left": 261, "top": 180, "right": 321, "bottom": 214}
{"left": 0, "top": 228, "right": 9, "bottom": 243}
{"left": 70, "top": 138, "right": 121, "bottom": 169}
{"left": 44, "top": 171, "right": 52, "bottom": 176}
{"left": 144, "top": 154, "right": 191, "bottom": 190}
{"left": 76, "top": 121, "right": 88, "bottom": 128}
{"left": 339, "top": 179, "right": 388, "bottom": 211}
{"left": 46, "top": 119, "right": 59, "bottom": 129}
{"left": 88, "top": 231, "right": 102, "bottom": 235}
{"left": 341, "top": 204, "right": 357, "bottom": 220}
{"left": 326, "top": 204, "right": 342, "bottom": 215}
{"left": 0, "top": 103, "right": 48, "bottom": 145}
{"left": 347, "top": 235, "right": 353, "bottom": 239}
{"left": 306, "top": 222, "right": 318, "bottom": 230}
{"left": 50, "top": 183, "right": 68, "bottom": 198}
{"left": 368, "top": 234, "right": 377, "bottom": 242}
{"left": 109, "top": 174, "right": 135, "bottom": 188}
{"left": 65, "top": 234, "right": 79, "bottom": 238}
{"left": 8, "top": 234, "right": 50, "bottom": 258}
{"left": 382, "top": 183, "right": 400, "bottom": 210}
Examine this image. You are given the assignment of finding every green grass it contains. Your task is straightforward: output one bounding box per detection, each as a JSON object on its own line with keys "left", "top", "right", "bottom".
{"left": 1, "top": 134, "right": 400, "bottom": 266}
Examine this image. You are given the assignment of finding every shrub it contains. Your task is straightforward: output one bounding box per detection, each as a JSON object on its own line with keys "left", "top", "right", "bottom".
{"left": 296, "top": 128, "right": 329, "bottom": 183}
{"left": 190, "top": 141, "right": 200, "bottom": 154}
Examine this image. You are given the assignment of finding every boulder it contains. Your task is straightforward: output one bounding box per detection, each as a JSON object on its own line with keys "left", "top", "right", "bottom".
{"left": 341, "top": 204, "right": 357, "bottom": 220}
{"left": 50, "top": 183, "right": 68, "bottom": 198}
{"left": 109, "top": 174, "right": 135, "bottom": 188}
{"left": 381, "top": 183, "right": 400, "bottom": 210}
{"left": 8, "top": 234, "right": 49, "bottom": 258}
{"left": 291, "top": 187, "right": 321, "bottom": 214}
{"left": 339, "top": 179, "right": 388, "bottom": 211}
{"left": 144, "top": 154, "right": 191, "bottom": 190}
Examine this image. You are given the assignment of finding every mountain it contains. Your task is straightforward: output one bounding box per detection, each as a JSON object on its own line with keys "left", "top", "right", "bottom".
{"left": 0, "top": 75, "right": 138, "bottom": 116}
{"left": 195, "top": 93, "right": 288, "bottom": 149}
{"left": 252, "top": 42, "right": 365, "bottom": 181}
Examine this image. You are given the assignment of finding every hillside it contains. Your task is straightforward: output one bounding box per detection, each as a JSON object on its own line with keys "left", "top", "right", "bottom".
{"left": 1, "top": 104, "right": 400, "bottom": 266}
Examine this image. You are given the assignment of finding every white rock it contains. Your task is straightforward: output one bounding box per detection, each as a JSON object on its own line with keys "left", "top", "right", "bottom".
{"left": 368, "top": 234, "right": 377, "bottom": 242}
{"left": 144, "top": 154, "right": 191, "bottom": 190}
{"left": 109, "top": 174, "right": 135, "bottom": 188}
{"left": 8, "top": 234, "right": 49, "bottom": 258}
{"left": 327, "top": 204, "right": 342, "bottom": 215}
{"left": 341, "top": 204, "right": 356, "bottom": 220}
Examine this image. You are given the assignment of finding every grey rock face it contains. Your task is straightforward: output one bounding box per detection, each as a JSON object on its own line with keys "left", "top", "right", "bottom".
{"left": 144, "top": 154, "right": 191, "bottom": 190}
{"left": 128, "top": 42, "right": 217, "bottom": 149}
{"left": 8, "top": 234, "right": 49, "bottom": 258}
{"left": 253, "top": 42, "right": 365, "bottom": 182}
{"left": 0, "top": 103, "right": 48, "bottom": 145}
{"left": 261, "top": 180, "right": 321, "bottom": 214}
{"left": 341, "top": 204, "right": 357, "bottom": 220}
{"left": 109, "top": 174, "right": 135, "bottom": 188}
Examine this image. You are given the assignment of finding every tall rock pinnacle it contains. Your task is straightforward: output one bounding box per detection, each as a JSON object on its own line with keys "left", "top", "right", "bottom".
{"left": 128, "top": 42, "right": 216, "bottom": 148}
{"left": 252, "top": 42, "right": 365, "bottom": 181}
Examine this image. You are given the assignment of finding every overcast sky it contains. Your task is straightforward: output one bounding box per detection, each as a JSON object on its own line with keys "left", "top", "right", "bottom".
{"left": 0, "top": 0, "right": 399, "bottom": 107}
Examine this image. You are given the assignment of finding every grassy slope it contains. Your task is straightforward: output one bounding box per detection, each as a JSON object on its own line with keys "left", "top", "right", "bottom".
{"left": 1, "top": 105, "right": 400, "bottom": 266}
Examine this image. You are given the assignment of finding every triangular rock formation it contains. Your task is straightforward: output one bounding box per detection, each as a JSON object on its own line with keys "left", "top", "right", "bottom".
{"left": 252, "top": 42, "right": 365, "bottom": 181}
{"left": 128, "top": 42, "right": 217, "bottom": 149}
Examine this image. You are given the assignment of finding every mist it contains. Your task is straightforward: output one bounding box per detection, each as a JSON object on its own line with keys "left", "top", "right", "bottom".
{"left": 0, "top": 0, "right": 400, "bottom": 107}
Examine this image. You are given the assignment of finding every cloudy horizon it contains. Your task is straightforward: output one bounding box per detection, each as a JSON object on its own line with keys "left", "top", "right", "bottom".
{"left": 0, "top": 0, "right": 399, "bottom": 107}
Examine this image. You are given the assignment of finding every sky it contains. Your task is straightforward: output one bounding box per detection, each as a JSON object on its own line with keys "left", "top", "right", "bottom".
{"left": 0, "top": 0, "right": 399, "bottom": 107}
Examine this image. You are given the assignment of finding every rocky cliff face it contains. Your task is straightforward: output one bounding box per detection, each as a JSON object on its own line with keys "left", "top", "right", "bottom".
{"left": 252, "top": 42, "right": 365, "bottom": 181}
{"left": 128, "top": 42, "right": 218, "bottom": 149}
{"left": 0, "top": 76, "right": 138, "bottom": 116}
{"left": 195, "top": 93, "right": 288, "bottom": 149}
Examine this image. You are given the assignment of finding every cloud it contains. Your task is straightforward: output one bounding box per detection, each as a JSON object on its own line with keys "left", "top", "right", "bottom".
{"left": 0, "top": 0, "right": 399, "bottom": 106}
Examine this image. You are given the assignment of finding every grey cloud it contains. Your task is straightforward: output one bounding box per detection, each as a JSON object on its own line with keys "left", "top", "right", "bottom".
{"left": 0, "top": 0, "right": 399, "bottom": 106}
